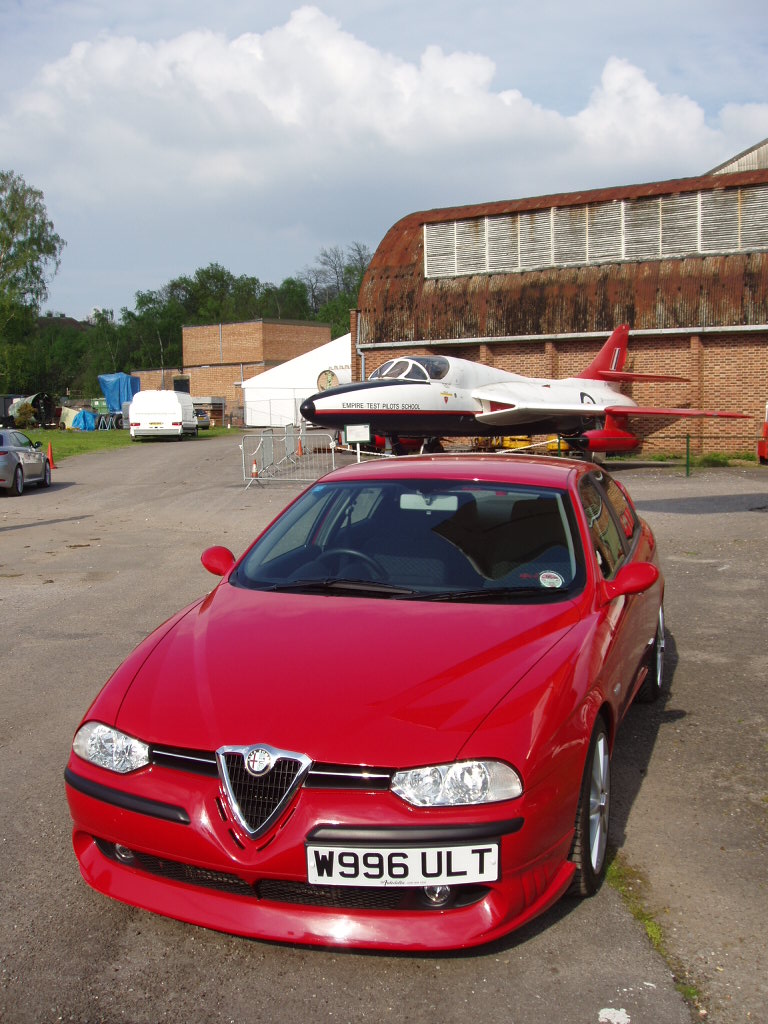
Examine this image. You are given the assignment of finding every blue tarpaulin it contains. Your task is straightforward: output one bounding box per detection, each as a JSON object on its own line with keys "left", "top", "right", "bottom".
{"left": 72, "top": 409, "right": 96, "bottom": 431}
{"left": 98, "top": 373, "right": 140, "bottom": 413}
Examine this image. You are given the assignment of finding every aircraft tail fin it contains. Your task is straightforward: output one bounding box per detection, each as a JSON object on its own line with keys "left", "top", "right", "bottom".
{"left": 576, "top": 325, "right": 630, "bottom": 380}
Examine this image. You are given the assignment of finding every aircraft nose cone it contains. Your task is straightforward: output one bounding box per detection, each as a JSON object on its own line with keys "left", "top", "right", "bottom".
{"left": 300, "top": 396, "right": 316, "bottom": 420}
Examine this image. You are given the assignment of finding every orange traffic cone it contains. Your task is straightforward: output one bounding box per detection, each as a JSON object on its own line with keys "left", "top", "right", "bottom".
{"left": 297, "top": 437, "right": 303, "bottom": 457}
{"left": 251, "top": 459, "right": 258, "bottom": 478}
{"left": 47, "top": 442, "right": 57, "bottom": 469}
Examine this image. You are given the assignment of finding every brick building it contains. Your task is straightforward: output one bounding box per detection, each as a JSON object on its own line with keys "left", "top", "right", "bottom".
{"left": 134, "top": 319, "right": 330, "bottom": 425}
{"left": 350, "top": 140, "right": 768, "bottom": 454}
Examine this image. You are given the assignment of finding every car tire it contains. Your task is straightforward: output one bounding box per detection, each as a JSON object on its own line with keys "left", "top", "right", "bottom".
{"left": 637, "top": 606, "right": 665, "bottom": 703}
{"left": 39, "top": 461, "right": 51, "bottom": 488}
{"left": 10, "top": 465, "right": 24, "bottom": 496}
{"left": 569, "top": 715, "right": 610, "bottom": 897}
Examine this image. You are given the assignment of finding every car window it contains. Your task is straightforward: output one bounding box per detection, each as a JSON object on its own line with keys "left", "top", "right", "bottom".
{"left": 235, "top": 479, "right": 586, "bottom": 600}
{"left": 578, "top": 476, "right": 627, "bottom": 578}
{"left": 11, "top": 432, "right": 31, "bottom": 449}
{"left": 600, "top": 474, "right": 638, "bottom": 541}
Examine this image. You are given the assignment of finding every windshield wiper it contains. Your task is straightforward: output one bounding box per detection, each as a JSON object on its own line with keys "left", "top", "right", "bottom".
{"left": 263, "top": 578, "right": 416, "bottom": 597}
{"left": 405, "top": 586, "right": 572, "bottom": 603}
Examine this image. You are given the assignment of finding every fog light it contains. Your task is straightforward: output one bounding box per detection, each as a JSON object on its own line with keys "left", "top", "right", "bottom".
{"left": 423, "top": 885, "right": 451, "bottom": 906}
{"left": 114, "top": 844, "right": 135, "bottom": 864}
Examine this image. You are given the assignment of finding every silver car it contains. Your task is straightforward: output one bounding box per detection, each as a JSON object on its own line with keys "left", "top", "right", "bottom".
{"left": 0, "top": 430, "right": 51, "bottom": 495}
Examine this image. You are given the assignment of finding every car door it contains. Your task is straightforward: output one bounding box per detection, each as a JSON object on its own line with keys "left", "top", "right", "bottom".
{"left": 578, "top": 471, "right": 656, "bottom": 716}
{"left": 11, "top": 431, "right": 44, "bottom": 482}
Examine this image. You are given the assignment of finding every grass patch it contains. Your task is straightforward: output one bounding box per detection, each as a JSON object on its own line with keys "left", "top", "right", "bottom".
{"left": 687, "top": 450, "right": 757, "bottom": 468}
{"left": 26, "top": 426, "right": 233, "bottom": 461}
{"left": 606, "top": 849, "right": 707, "bottom": 1018}
{"left": 690, "top": 451, "right": 731, "bottom": 468}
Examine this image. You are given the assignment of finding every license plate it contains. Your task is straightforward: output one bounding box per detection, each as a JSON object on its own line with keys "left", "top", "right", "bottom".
{"left": 306, "top": 842, "right": 499, "bottom": 887}
{"left": 149, "top": 422, "right": 162, "bottom": 426}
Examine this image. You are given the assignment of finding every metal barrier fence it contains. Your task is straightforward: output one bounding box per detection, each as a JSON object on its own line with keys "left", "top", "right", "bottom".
{"left": 242, "top": 425, "right": 763, "bottom": 487}
{"left": 240, "top": 427, "right": 345, "bottom": 486}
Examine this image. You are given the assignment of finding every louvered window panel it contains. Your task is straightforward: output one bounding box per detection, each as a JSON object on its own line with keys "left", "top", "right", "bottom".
{"left": 487, "top": 215, "right": 518, "bottom": 272}
{"left": 519, "top": 209, "right": 552, "bottom": 269}
{"left": 700, "top": 189, "right": 739, "bottom": 252}
{"left": 588, "top": 201, "right": 623, "bottom": 262}
{"left": 553, "top": 207, "right": 587, "bottom": 265}
{"left": 456, "top": 218, "right": 488, "bottom": 273}
{"left": 740, "top": 185, "right": 768, "bottom": 250}
{"left": 422, "top": 183, "right": 768, "bottom": 278}
{"left": 423, "top": 223, "right": 455, "bottom": 277}
{"left": 661, "top": 194, "right": 698, "bottom": 257}
{"left": 624, "top": 198, "right": 661, "bottom": 260}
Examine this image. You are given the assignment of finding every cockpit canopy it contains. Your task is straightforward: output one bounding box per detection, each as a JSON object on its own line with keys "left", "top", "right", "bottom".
{"left": 369, "top": 356, "right": 450, "bottom": 382}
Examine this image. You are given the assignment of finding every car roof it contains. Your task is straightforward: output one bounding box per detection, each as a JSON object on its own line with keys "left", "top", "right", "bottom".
{"left": 320, "top": 453, "right": 589, "bottom": 488}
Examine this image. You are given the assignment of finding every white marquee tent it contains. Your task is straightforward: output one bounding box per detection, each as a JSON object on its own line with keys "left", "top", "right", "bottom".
{"left": 239, "top": 334, "right": 352, "bottom": 428}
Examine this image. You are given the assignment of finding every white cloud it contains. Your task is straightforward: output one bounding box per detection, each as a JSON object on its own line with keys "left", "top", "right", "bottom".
{"left": 568, "top": 57, "right": 719, "bottom": 175}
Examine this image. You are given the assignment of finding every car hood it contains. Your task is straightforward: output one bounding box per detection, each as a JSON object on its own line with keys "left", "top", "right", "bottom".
{"left": 115, "top": 582, "right": 583, "bottom": 766}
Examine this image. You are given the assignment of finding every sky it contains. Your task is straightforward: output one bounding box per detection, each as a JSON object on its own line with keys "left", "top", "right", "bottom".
{"left": 1, "top": 1, "right": 767, "bottom": 321}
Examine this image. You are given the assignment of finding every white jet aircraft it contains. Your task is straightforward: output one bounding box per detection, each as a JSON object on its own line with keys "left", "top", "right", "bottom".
{"left": 303, "top": 327, "right": 753, "bottom": 456}
{"left": 300, "top": 325, "right": 747, "bottom": 455}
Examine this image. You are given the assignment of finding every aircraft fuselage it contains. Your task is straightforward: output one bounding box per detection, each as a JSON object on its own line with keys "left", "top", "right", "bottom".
{"left": 300, "top": 357, "right": 635, "bottom": 439}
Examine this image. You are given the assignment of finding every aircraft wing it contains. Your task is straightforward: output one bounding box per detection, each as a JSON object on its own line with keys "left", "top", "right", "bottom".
{"left": 474, "top": 402, "right": 606, "bottom": 427}
{"left": 471, "top": 380, "right": 613, "bottom": 427}
{"left": 605, "top": 406, "right": 749, "bottom": 420}
{"left": 597, "top": 371, "right": 689, "bottom": 383}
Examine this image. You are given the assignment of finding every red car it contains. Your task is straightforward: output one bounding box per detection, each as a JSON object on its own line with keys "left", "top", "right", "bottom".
{"left": 65, "top": 454, "right": 664, "bottom": 950}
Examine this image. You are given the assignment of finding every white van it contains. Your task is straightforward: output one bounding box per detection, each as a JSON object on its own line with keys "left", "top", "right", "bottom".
{"left": 129, "top": 390, "right": 198, "bottom": 440}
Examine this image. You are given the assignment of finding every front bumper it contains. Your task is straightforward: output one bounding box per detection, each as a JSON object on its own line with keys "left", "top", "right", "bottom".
{"left": 65, "top": 760, "right": 576, "bottom": 951}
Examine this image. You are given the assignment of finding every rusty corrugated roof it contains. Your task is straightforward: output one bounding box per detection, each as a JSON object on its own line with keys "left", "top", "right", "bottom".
{"left": 357, "top": 168, "right": 768, "bottom": 343}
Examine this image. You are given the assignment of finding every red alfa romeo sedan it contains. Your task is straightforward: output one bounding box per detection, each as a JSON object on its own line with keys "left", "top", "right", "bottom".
{"left": 65, "top": 454, "right": 664, "bottom": 950}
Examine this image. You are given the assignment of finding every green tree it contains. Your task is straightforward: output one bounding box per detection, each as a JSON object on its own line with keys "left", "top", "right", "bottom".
{"left": 259, "top": 277, "right": 311, "bottom": 320}
{"left": 0, "top": 170, "right": 65, "bottom": 316}
{"left": 300, "top": 242, "right": 372, "bottom": 327}
{"left": 119, "top": 289, "right": 185, "bottom": 372}
{"left": 36, "top": 316, "right": 91, "bottom": 395}
{"left": 316, "top": 293, "right": 356, "bottom": 339}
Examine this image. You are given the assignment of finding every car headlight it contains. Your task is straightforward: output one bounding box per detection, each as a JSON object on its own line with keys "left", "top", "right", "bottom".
{"left": 72, "top": 722, "right": 150, "bottom": 774}
{"left": 391, "top": 760, "right": 522, "bottom": 807}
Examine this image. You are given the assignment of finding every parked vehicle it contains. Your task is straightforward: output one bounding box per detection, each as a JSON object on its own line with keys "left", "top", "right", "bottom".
{"left": 65, "top": 454, "right": 664, "bottom": 950}
{"left": 758, "top": 402, "right": 767, "bottom": 464}
{"left": 194, "top": 408, "right": 211, "bottom": 430}
{"left": 128, "top": 390, "right": 197, "bottom": 440}
{"left": 0, "top": 430, "right": 51, "bottom": 494}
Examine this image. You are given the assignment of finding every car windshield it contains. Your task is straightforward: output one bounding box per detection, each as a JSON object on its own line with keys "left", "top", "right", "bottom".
{"left": 234, "top": 479, "right": 586, "bottom": 601}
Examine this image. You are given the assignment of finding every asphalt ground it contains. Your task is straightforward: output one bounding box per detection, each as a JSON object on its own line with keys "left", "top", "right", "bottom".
{"left": 0, "top": 436, "right": 765, "bottom": 1024}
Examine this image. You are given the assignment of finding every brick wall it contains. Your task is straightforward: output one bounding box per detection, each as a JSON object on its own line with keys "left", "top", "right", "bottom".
{"left": 182, "top": 320, "right": 330, "bottom": 368}
{"left": 133, "top": 320, "right": 331, "bottom": 426}
{"left": 131, "top": 369, "right": 183, "bottom": 390}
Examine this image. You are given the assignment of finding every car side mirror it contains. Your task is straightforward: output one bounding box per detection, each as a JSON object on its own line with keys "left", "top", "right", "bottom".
{"left": 602, "top": 562, "right": 659, "bottom": 603}
{"left": 201, "top": 546, "right": 236, "bottom": 577}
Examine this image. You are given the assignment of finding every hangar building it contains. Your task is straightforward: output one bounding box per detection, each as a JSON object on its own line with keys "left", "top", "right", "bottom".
{"left": 350, "top": 140, "right": 768, "bottom": 455}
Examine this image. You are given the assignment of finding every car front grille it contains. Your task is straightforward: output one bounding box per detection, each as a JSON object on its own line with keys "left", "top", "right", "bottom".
{"left": 257, "top": 879, "right": 407, "bottom": 909}
{"left": 221, "top": 752, "right": 305, "bottom": 835}
{"left": 151, "top": 744, "right": 393, "bottom": 791}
